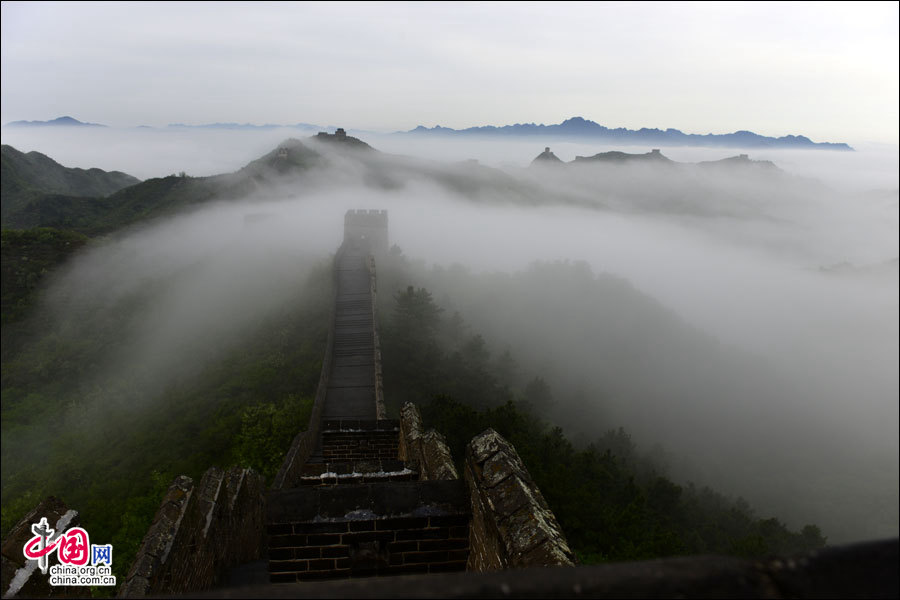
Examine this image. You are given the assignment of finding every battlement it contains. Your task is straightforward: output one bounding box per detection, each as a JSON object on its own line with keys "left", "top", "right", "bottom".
{"left": 344, "top": 209, "right": 388, "bottom": 254}
{"left": 345, "top": 209, "right": 388, "bottom": 224}
{"left": 313, "top": 128, "right": 374, "bottom": 151}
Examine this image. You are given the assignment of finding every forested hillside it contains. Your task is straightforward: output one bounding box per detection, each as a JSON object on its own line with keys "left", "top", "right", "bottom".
{"left": 0, "top": 139, "right": 323, "bottom": 234}
{"left": 377, "top": 247, "right": 826, "bottom": 562}
{"left": 0, "top": 228, "right": 89, "bottom": 325}
{"left": 1, "top": 255, "right": 331, "bottom": 580}
{"left": 1, "top": 144, "right": 139, "bottom": 221}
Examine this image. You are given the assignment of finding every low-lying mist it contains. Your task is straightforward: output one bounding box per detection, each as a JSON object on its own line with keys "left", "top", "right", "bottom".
{"left": 39, "top": 200, "right": 337, "bottom": 398}
{"left": 3, "top": 125, "right": 898, "bottom": 191}
{"left": 3, "top": 128, "right": 897, "bottom": 545}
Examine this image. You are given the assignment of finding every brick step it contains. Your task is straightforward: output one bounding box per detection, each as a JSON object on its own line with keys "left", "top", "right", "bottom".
{"left": 321, "top": 421, "right": 400, "bottom": 462}
{"left": 334, "top": 316, "right": 373, "bottom": 326}
{"left": 298, "top": 459, "right": 418, "bottom": 486}
{"left": 267, "top": 481, "right": 470, "bottom": 582}
{"left": 329, "top": 364, "right": 374, "bottom": 387}
{"left": 332, "top": 347, "right": 375, "bottom": 358}
{"left": 332, "top": 344, "right": 374, "bottom": 353}
{"left": 335, "top": 279, "right": 369, "bottom": 288}
{"left": 334, "top": 333, "right": 375, "bottom": 344}
{"left": 336, "top": 300, "right": 371, "bottom": 311}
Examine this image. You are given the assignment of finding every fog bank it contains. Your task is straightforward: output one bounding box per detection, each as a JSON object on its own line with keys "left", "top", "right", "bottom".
{"left": 3, "top": 128, "right": 897, "bottom": 545}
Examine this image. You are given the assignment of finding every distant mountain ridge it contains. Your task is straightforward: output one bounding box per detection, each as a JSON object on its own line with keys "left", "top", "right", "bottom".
{"left": 402, "top": 116, "right": 853, "bottom": 151}
{"left": 1, "top": 145, "right": 140, "bottom": 224}
{"left": 0, "top": 136, "right": 327, "bottom": 234}
{"left": 3, "top": 116, "right": 106, "bottom": 128}
{"left": 1, "top": 131, "right": 798, "bottom": 236}
{"left": 166, "top": 122, "right": 323, "bottom": 130}
{"left": 2, "top": 116, "right": 326, "bottom": 131}
{"left": 531, "top": 147, "right": 780, "bottom": 172}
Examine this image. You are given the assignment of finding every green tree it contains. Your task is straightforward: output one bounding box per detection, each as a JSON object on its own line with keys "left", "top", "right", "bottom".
{"left": 393, "top": 285, "right": 443, "bottom": 340}
{"left": 383, "top": 286, "right": 445, "bottom": 407}
{"left": 493, "top": 347, "right": 519, "bottom": 387}
{"left": 522, "top": 376, "right": 554, "bottom": 413}
{"left": 234, "top": 395, "right": 312, "bottom": 481}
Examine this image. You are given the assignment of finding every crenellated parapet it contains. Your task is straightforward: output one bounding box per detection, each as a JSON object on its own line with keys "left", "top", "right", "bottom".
{"left": 117, "top": 466, "right": 266, "bottom": 597}
{"left": 398, "top": 402, "right": 458, "bottom": 481}
{"left": 465, "top": 429, "right": 575, "bottom": 571}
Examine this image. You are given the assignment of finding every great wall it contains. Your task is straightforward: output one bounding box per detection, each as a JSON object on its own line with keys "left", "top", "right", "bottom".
{"left": 1, "top": 209, "right": 896, "bottom": 598}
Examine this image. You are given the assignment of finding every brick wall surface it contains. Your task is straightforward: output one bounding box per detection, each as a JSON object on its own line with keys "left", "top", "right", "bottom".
{"left": 321, "top": 430, "right": 399, "bottom": 462}
{"left": 268, "top": 515, "right": 469, "bottom": 581}
{"left": 367, "top": 255, "right": 387, "bottom": 420}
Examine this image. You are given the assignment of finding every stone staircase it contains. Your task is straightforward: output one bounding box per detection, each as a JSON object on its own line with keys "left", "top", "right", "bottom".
{"left": 300, "top": 420, "right": 416, "bottom": 486}
{"left": 266, "top": 419, "right": 470, "bottom": 582}
{"left": 265, "top": 243, "right": 470, "bottom": 583}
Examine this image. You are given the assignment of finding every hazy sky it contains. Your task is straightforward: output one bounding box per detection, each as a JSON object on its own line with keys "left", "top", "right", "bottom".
{"left": 1, "top": 1, "right": 898, "bottom": 144}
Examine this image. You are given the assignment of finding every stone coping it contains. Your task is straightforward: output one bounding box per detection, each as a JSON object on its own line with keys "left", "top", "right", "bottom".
{"left": 268, "top": 481, "right": 469, "bottom": 523}
{"left": 322, "top": 419, "right": 399, "bottom": 432}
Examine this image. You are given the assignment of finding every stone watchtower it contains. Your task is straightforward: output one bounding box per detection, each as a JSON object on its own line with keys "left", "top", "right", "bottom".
{"left": 530, "top": 146, "right": 562, "bottom": 166}
{"left": 344, "top": 209, "right": 388, "bottom": 255}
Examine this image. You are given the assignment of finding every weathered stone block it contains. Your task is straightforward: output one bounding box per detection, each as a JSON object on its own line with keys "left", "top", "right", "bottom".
{"left": 484, "top": 473, "right": 537, "bottom": 518}
{"left": 496, "top": 506, "right": 550, "bottom": 558}
{"left": 465, "top": 460, "right": 505, "bottom": 573}
{"left": 467, "top": 428, "right": 516, "bottom": 465}
{"left": 158, "top": 476, "right": 192, "bottom": 509}
{"left": 519, "top": 538, "right": 577, "bottom": 568}
{"left": 480, "top": 447, "right": 531, "bottom": 490}
{"left": 465, "top": 429, "right": 574, "bottom": 571}
{"left": 422, "top": 430, "right": 459, "bottom": 481}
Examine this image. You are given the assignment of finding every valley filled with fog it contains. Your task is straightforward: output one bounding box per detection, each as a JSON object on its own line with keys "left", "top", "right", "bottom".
{"left": 2, "top": 125, "right": 897, "bottom": 544}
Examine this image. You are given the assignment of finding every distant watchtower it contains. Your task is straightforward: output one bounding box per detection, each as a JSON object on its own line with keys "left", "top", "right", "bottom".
{"left": 344, "top": 210, "right": 388, "bottom": 255}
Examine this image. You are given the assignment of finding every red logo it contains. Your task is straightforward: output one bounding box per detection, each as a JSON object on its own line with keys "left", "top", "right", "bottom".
{"left": 23, "top": 525, "right": 91, "bottom": 566}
